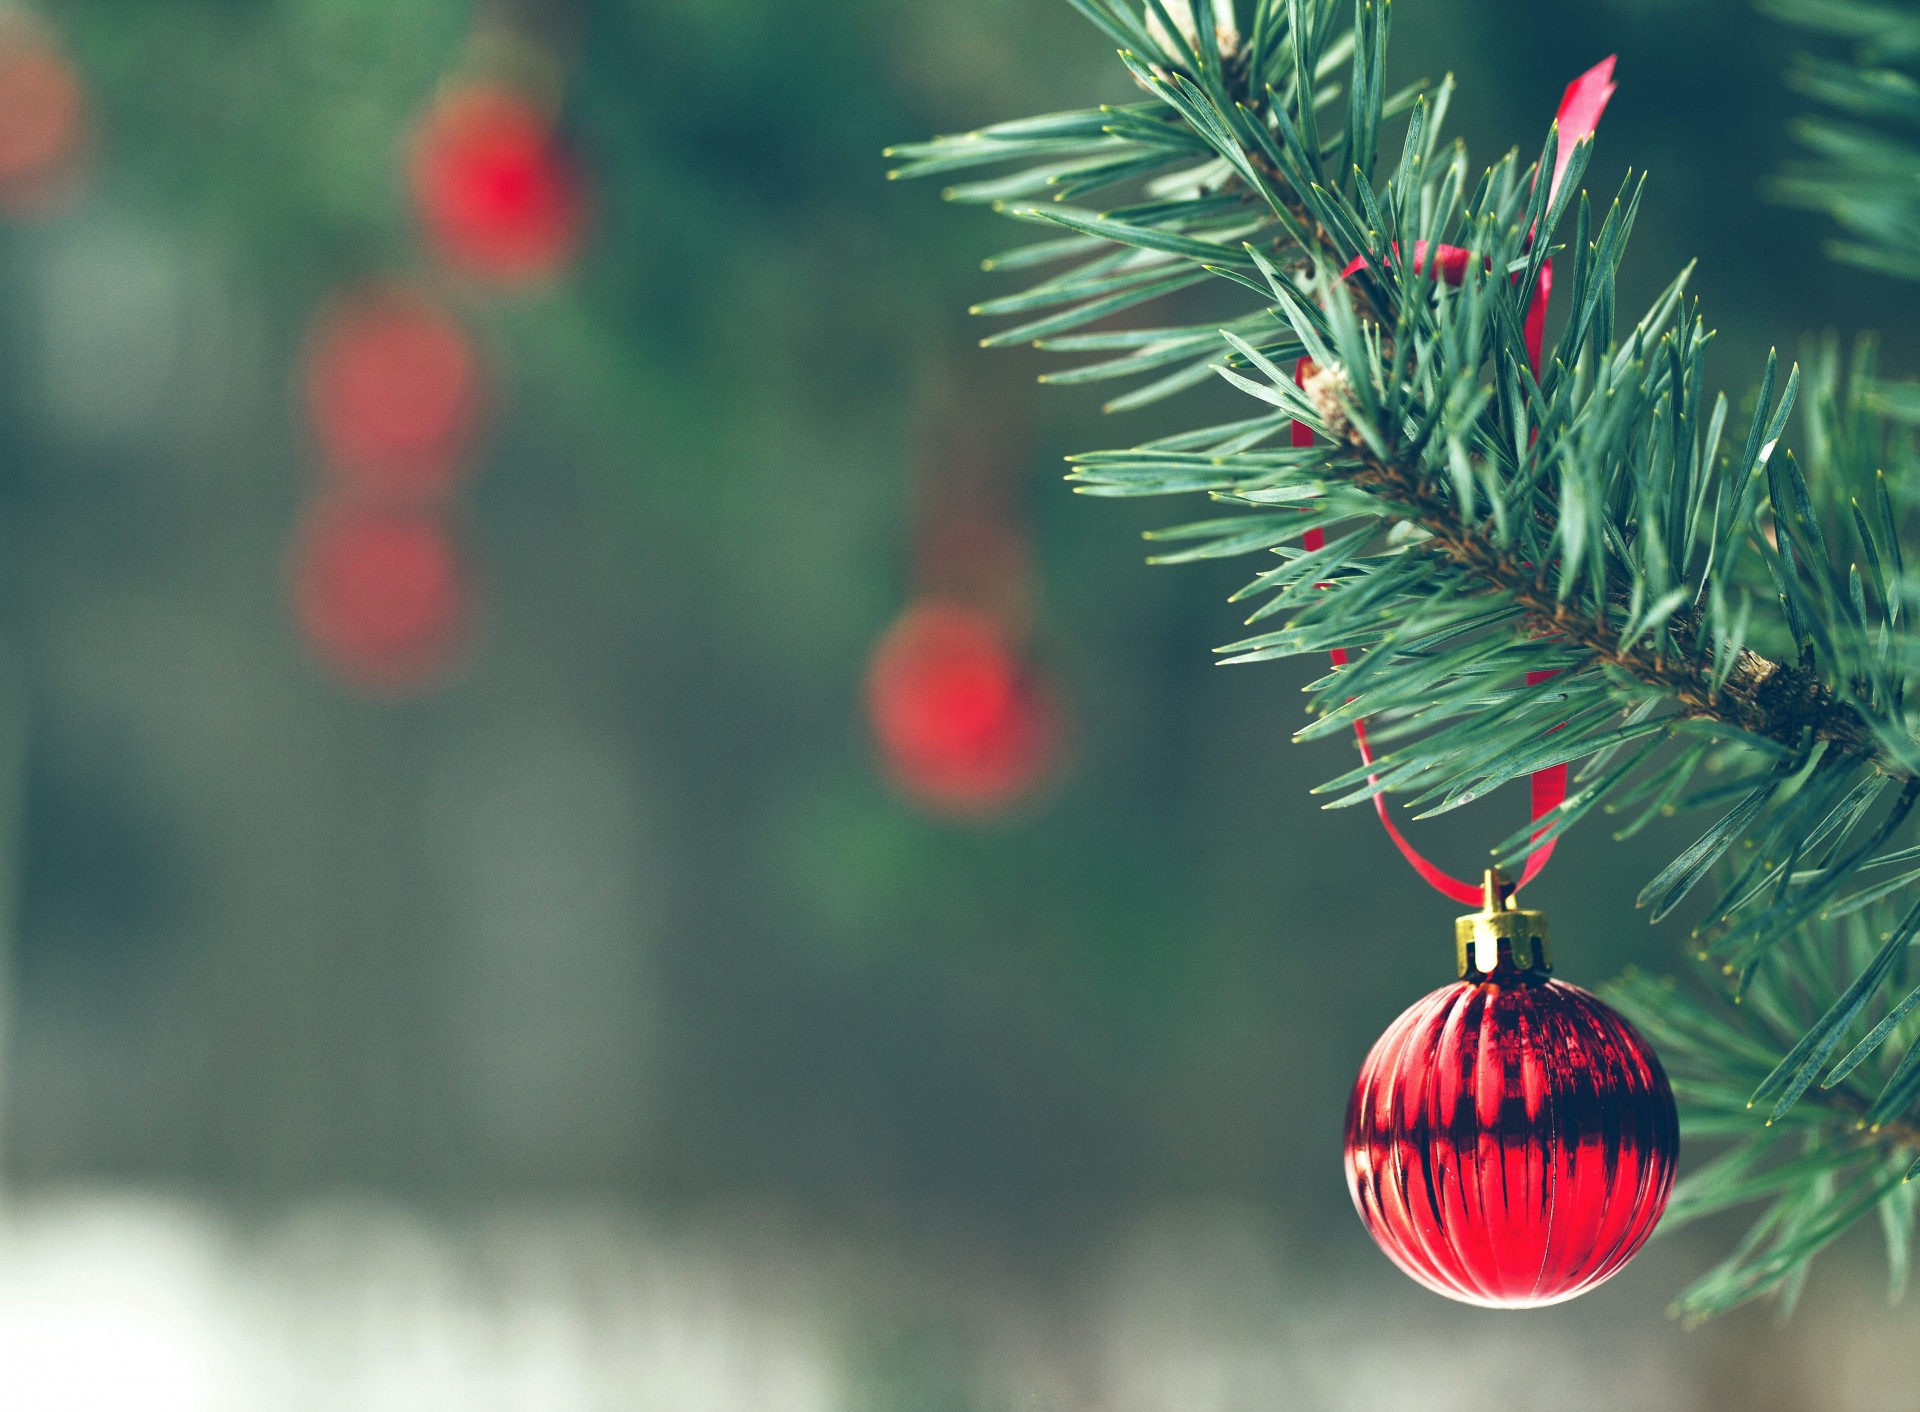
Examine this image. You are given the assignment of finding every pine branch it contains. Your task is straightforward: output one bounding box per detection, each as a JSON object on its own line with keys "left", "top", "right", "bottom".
{"left": 1281, "top": 391, "right": 1882, "bottom": 762}
{"left": 1765, "top": 0, "right": 1920, "bottom": 281}
{"left": 1608, "top": 907, "right": 1920, "bottom": 1320}
{"left": 898, "top": 0, "right": 1920, "bottom": 1314}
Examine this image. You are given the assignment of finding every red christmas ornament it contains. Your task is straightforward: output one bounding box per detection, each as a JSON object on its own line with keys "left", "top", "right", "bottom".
{"left": 302, "top": 284, "right": 485, "bottom": 501}
{"left": 1344, "top": 874, "right": 1678, "bottom": 1307}
{"left": 291, "top": 498, "right": 472, "bottom": 694}
{"left": 409, "top": 83, "right": 587, "bottom": 286}
{"left": 0, "top": 22, "right": 87, "bottom": 219}
{"left": 866, "top": 600, "right": 1058, "bottom": 817}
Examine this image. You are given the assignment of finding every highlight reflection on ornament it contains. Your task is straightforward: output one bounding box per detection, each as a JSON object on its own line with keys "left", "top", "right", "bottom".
{"left": 303, "top": 284, "right": 485, "bottom": 501}
{"left": 1343, "top": 875, "right": 1678, "bottom": 1307}
{"left": 410, "top": 83, "right": 587, "bottom": 285}
{"left": 291, "top": 498, "right": 471, "bottom": 695}
{"left": 0, "top": 19, "right": 88, "bottom": 219}
{"left": 865, "top": 600, "right": 1058, "bottom": 818}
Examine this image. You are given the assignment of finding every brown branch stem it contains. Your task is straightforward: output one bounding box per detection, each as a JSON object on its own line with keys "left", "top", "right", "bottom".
{"left": 1336, "top": 436, "right": 1890, "bottom": 767}
{"left": 1198, "top": 66, "right": 1903, "bottom": 776}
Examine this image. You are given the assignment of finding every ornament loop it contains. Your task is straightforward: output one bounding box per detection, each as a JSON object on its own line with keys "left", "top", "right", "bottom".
{"left": 1291, "top": 59, "right": 1620, "bottom": 910}
{"left": 1455, "top": 868, "right": 1551, "bottom": 982}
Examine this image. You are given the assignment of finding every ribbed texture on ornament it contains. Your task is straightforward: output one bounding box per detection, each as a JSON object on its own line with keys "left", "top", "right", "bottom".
{"left": 1343, "top": 978, "right": 1677, "bottom": 1308}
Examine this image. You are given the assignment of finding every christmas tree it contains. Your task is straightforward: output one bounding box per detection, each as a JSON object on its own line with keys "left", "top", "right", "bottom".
{"left": 896, "top": 0, "right": 1920, "bottom": 1318}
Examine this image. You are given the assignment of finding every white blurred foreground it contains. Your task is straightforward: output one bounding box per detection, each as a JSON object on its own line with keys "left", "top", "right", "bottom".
{"left": 0, "top": 1195, "right": 1913, "bottom": 1410}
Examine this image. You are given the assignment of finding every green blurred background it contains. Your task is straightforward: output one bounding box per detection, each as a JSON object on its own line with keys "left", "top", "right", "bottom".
{"left": 2, "top": 0, "right": 1920, "bottom": 1406}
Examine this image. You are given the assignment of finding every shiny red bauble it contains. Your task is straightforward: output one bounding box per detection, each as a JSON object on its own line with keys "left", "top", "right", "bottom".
{"left": 0, "top": 23, "right": 87, "bottom": 218}
{"left": 866, "top": 600, "right": 1058, "bottom": 817}
{"left": 1344, "top": 912, "right": 1677, "bottom": 1308}
{"left": 409, "top": 83, "right": 586, "bottom": 285}
{"left": 303, "top": 285, "right": 484, "bottom": 500}
{"left": 291, "top": 499, "right": 471, "bottom": 695}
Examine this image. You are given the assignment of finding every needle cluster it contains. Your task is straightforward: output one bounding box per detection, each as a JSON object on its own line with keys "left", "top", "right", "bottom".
{"left": 892, "top": 0, "right": 1920, "bottom": 1316}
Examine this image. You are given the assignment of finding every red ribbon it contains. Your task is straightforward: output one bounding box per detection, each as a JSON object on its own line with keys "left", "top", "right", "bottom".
{"left": 1549, "top": 57, "right": 1618, "bottom": 208}
{"left": 1289, "top": 58, "right": 1614, "bottom": 905}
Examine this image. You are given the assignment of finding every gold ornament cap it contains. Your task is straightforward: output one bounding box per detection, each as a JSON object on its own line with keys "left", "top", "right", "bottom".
{"left": 1455, "top": 869, "right": 1552, "bottom": 982}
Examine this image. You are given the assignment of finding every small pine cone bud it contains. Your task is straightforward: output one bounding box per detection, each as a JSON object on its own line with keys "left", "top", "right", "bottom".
{"left": 1304, "top": 363, "right": 1360, "bottom": 446}
{"left": 1145, "top": 0, "right": 1240, "bottom": 60}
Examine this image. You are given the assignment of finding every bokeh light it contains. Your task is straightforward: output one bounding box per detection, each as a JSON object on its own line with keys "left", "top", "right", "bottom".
{"left": 289, "top": 497, "right": 472, "bottom": 695}
{"left": 409, "top": 84, "right": 587, "bottom": 286}
{"left": 0, "top": 19, "right": 88, "bottom": 219}
{"left": 302, "top": 283, "right": 485, "bottom": 501}
{"left": 865, "top": 600, "right": 1059, "bottom": 818}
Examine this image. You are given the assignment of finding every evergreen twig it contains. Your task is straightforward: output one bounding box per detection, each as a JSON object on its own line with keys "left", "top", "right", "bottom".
{"left": 897, "top": 0, "right": 1920, "bottom": 1315}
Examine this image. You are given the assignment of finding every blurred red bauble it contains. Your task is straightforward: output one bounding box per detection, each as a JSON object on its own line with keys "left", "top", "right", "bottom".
{"left": 865, "top": 600, "right": 1059, "bottom": 818}
{"left": 1344, "top": 882, "right": 1678, "bottom": 1307}
{"left": 0, "top": 24, "right": 87, "bottom": 218}
{"left": 303, "top": 285, "right": 484, "bottom": 501}
{"left": 410, "top": 84, "right": 587, "bottom": 285}
{"left": 291, "top": 499, "right": 471, "bottom": 695}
